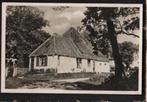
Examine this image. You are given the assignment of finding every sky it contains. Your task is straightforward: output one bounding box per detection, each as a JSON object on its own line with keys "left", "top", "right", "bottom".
{"left": 37, "top": 6, "right": 86, "bottom": 34}
{"left": 37, "top": 6, "right": 140, "bottom": 44}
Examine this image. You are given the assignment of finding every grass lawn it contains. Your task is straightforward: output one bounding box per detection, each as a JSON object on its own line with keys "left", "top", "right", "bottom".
{"left": 5, "top": 70, "right": 138, "bottom": 91}
{"left": 5, "top": 72, "right": 110, "bottom": 89}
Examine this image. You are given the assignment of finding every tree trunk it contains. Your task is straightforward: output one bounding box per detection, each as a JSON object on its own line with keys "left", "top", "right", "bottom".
{"left": 106, "top": 18, "right": 124, "bottom": 81}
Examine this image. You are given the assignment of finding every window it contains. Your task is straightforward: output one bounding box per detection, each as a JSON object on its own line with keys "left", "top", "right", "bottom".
{"left": 77, "top": 58, "right": 82, "bottom": 68}
{"left": 58, "top": 55, "right": 60, "bottom": 66}
{"left": 93, "top": 61, "right": 95, "bottom": 72}
{"left": 36, "top": 56, "right": 47, "bottom": 66}
{"left": 99, "top": 63, "right": 102, "bottom": 65}
{"left": 105, "top": 63, "right": 107, "bottom": 65}
{"left": 87, "top": 59, "right": 91, "bottom": 67}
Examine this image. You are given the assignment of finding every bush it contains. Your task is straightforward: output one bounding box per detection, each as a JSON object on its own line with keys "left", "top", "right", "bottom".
{"left": 98, "top": 69, "right": 138, "bottom": 90}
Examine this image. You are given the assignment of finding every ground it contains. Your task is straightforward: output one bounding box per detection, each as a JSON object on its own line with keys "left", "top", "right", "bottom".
{"left": 6, "top": 72, "right": 109, "bottom": 89}
{"left": 5, "top": 70, "right": 138, "bottom": 90}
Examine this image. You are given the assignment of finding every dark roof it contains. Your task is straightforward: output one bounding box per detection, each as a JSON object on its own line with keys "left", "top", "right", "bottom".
{"left": 30, "top": 27, "right": 108, "bottom": 61}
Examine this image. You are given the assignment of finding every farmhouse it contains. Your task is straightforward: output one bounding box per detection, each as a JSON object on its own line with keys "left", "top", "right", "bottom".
{"left": 29, "top": 27, "right": 110, "bottom": 73}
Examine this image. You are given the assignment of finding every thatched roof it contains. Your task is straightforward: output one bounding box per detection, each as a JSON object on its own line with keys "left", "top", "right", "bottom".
{"left": 30, "top": 27, "right": 108, "bottom": 61}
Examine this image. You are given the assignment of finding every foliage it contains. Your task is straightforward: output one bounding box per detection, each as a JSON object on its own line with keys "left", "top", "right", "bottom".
{"left": 82, "top": 7, "right": 139, "bottom": 56}
{"left": 82, "top": 7, "right": 140, "bottom": 80}
{"left": 6, "top": 6, "right": 50, "bottom": 67}
{"left": 81, "top": 8, "right": 110, "bottom": 56}
{"left": 119, "top": 41, "right": 139, "bottom": 69}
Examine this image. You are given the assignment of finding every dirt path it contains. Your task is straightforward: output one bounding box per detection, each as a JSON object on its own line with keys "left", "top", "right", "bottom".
{"left": 53, "top": 77, "right": 90, "bottom": 83}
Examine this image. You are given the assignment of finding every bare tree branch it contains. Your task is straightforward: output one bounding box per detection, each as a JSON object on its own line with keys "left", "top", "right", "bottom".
{"left": 116, "top": 20, "right": 139, "bottom": 38}
{"left": 121, "top": 30, "right": 139, "bottom": 38}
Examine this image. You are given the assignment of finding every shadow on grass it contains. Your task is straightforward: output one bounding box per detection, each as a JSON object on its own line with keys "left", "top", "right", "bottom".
{"left": 72, "top": 69, "right": 138, "bottom": 91}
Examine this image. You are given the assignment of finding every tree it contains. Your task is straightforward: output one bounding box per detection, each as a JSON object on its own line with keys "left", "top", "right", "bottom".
{"left": 6, "top": 6, "right": 50, "bottom": 67}
{"left": 82, "top": 7, "right": 139, "bottom": 81}
{"left": 119, "top": 42, "right": 139, "bottom": 71}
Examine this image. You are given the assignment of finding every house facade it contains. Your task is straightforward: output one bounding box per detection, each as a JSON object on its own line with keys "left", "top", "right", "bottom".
{"left": 29, "top": 27, "right": 110, "bottom": 73}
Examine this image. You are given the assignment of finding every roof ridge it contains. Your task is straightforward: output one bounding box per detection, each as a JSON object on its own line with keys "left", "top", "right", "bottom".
{"left": 65, "top": 37, "right": 82, "bottom": 57}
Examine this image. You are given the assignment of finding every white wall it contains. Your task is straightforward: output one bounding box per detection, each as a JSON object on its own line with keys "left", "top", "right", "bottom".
{"left": 33, "top": 55, "right": 110, "bottom": 73}
{"left": 57, "top": 56, "right": 110, "bottom": 73}
{"left": 57, "top": 56, "right": 79, "bottom": 73}
{"left": 95, "top": 61, "right": 110, "bottom": 73}
{"left": 83, "top": 59, "right": 94, "bottom": 72}
{"left": 48, "top": 55, "right": 58, "bottom": 69}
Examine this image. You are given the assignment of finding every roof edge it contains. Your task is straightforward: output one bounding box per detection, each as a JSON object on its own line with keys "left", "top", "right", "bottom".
{"left": 29, "top": 37, "right": 52, "bottom": 57}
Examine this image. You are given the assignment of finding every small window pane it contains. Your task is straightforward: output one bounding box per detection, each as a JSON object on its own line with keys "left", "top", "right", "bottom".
{"left": 77, "top": 58, "right": 82, "bottom": 68}
{"left": 36, "top": 56, "right": 47, "bottom": 66}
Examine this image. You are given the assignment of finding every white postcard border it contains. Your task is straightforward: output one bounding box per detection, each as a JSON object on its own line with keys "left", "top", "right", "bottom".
{"left": 1, "top": 3, "right": 143, "bottom": 95}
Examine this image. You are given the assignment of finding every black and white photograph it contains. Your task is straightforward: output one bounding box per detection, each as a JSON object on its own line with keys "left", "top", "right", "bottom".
{"left": 1, "top": 3, "right": 143, "bottom": 94}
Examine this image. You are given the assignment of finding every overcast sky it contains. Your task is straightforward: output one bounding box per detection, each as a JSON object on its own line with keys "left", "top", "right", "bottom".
{"left": 37, "top": 6, "right": 86, "bottom": 34}
{"left": 37, "top": 6, "right": 140, "bottom": 44}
